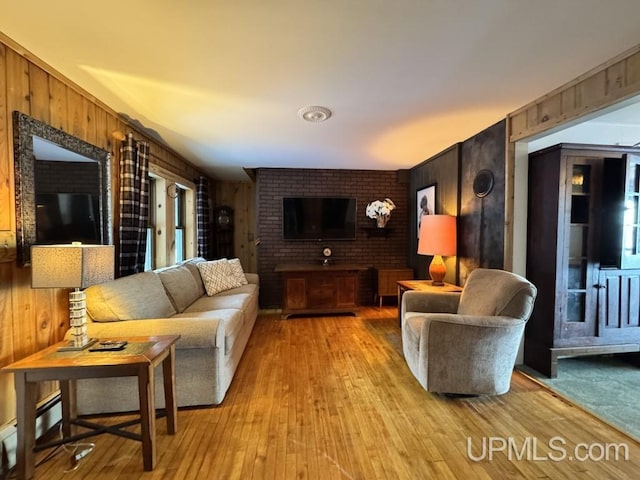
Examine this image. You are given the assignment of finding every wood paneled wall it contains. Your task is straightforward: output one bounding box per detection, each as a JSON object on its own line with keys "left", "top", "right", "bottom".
{"left": 0, "top": 34, "right": 209, "bottom": 429}
{"left": 214, "top": 180, "right": 257, "bottom": 273}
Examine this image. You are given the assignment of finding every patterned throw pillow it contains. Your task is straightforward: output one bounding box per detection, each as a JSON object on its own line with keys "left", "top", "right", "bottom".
{"left": 227, "top": 258, "right": 248, "bottom": 286}
{"left": 197, "top": 260, "right": 238, "bottom": 296}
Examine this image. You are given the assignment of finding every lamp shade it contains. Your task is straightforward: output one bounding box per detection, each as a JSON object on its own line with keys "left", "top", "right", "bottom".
{"left": 417, "top": 215, "right": 456, "bottom": 256}
{"left": 31, "top": 244, "right": 114, "bottom": 289}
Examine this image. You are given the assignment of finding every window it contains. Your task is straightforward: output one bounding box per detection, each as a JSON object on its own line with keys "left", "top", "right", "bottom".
{"left": 147, "top": 166, "right": 196, "bottom": 269}
{"left": 144, "top": 177, "right": 157, "bottom": 271}
{"left": 174, "top": 186, "right": 186, "bottom": 263}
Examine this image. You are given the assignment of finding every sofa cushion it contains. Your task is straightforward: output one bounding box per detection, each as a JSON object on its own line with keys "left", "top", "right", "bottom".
{"left": 198, "top": 259, "right": 240, "bottom": 295}
{"left": 157, "top": 265, "right": 201, "bottom": 313}
{"left": 215, "top": 283, "right": 258, "bottom": 297}
{"left": 172, "top": 308, "right": 244, "bottom": 355}
{"left": 86, "top": 271, "right": 176, "bottom": 322}
{"left": 181, "top": 257, "right": 207, "bottom": 297}
{"left": 244, "top": 273, "right": 259, "bottom": 285}
{"left": 186, "top": 293, "right": 252, "bottom": 314}
{"left": 227, "top": 258, "right": 248, "bottom": 286}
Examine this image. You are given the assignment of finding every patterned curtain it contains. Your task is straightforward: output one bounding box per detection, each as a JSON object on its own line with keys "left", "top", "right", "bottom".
{"left": 196, "top": 176, "right": 211, "bottom": 259}
{"left": 119, "top": 133, "right": 150, "bottom": 276}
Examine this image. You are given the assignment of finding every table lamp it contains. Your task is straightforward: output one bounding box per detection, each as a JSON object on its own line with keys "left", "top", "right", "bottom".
{"left": 417, "top": 215, "right": 456, "bottom": 286}
{"left": 31, "top": 243, "right": 114, "bottom": 350}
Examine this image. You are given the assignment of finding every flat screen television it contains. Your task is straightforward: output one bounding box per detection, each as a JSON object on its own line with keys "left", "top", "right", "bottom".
{"left": 283, "top": 197, "right": 357, "bottom": 240}
{"left": 35, "top": 192, "right": 101, "bottom": 244}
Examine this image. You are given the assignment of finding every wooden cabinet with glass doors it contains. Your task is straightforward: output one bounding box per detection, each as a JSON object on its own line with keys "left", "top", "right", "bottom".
{"left": 525, "top": 144, "right": 640, "bottom": 378}
{"left": 601, "top": 154, "right": 640, "bottom": 269}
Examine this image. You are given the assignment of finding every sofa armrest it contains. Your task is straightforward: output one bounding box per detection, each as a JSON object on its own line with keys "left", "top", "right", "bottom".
{"left": 245, "top": 273, "right": 259, "bottom": 285}
{"left": 401, "top": 290, "right": 460, "bottom": 321}
{"left": 73, "top": 317, "right": 225, "bottom": 349}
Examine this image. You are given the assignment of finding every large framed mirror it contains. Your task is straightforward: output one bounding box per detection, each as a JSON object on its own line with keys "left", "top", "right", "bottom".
{"left": 13, "top": 111, "right": 112, "bottom": 266}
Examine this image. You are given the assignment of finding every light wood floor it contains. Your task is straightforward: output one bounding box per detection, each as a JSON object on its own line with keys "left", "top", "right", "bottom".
{"left": 32, "top": 308, "right": 640, "bottom": 479}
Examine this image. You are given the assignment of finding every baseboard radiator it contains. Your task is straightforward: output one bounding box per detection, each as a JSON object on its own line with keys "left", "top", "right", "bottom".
{"left": 0, "top": 394, "right": 61, "bottom": 475}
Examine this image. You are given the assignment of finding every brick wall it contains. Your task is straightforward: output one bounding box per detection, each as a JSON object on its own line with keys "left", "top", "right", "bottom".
{"left": 36, "top": 160, "right": 100, "bottom": 194}
{"left": 256, "top": 168, "right": 410, "bottom": 308}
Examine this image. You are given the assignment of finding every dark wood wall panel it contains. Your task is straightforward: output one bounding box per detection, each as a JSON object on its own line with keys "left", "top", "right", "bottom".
{"left": 408, "top": 144, "right": 460, "bottom": 281}
{"left": 407, "top": 120, "right": 507, "bottom": 285}
{"left": 459, "top": 120, "right": 506, "bottom": 284}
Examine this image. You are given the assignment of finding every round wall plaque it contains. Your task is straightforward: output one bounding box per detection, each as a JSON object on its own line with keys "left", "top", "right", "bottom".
{"left": 473, "top": 169, "right": 494, "bottom": 198}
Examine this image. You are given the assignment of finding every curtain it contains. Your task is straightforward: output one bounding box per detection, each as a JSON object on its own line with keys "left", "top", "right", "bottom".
{"left": 119, "top": 133, "right": 150, "bottom": 276}
{"left": 196, "top": 176, "right": 211, "bottom": 259}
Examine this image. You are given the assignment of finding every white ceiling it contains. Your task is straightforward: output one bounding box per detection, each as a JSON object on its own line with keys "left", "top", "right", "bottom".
{"left": 2, "top": 1, "right": 640, "bottom": 180}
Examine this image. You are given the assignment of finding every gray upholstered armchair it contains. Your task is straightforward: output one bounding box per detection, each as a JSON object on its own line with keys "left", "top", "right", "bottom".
{"left": 401, "top": 268, "right": 537, "bottom": 395}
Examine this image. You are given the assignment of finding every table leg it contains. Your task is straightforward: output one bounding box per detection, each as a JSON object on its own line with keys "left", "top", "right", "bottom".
{"left": 14, "top": 373, "right": 37, "bottom": 480}
{"left": 137, "top": 364, "right": 156, "bottom": 471}
{"left": 59, "top": 379, "right": 76, "bottom": 438}
{"left": 162, "top": 345, "right": 178, "bottom": 434}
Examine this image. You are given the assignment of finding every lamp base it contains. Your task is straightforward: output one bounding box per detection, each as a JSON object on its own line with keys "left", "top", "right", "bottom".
{"left": 60, "top": 287, "right": 96, "bottom": 351}
{"left": 57, "top": 338, "right": 99, "bottom": 352}
{"left": 428, "top": 254, "right": 447, "bottom": 286}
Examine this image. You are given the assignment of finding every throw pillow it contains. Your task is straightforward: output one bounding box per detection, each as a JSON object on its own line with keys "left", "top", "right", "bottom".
{"left": 227, "top": 258, "right": 248, "bottom": 286}
{"left": 197, "top": 259, "right": 238, "bottom": 296}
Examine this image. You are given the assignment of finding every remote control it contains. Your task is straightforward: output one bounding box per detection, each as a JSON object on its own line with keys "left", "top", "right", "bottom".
{"left": 89, "top": 340, "right": 128, "bottom": 352}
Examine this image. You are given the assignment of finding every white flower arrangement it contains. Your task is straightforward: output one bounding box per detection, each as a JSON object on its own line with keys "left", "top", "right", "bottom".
{"left": 366, "top": 198, "right": 396, "bottom": 227}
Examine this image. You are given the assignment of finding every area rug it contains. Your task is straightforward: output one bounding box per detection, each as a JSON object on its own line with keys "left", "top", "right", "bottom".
{"left": 518, "top": 355, "right": 640, "bottom": 441}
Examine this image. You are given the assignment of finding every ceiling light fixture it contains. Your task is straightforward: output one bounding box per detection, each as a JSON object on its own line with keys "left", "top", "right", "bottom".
{"left": 298, "top": 106, "right": 332, "bottom": 123}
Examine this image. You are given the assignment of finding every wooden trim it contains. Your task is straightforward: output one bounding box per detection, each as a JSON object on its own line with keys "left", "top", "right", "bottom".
{"left": 503, "top": 134, "right": 515, "bottom": 272}
{"left": 510, "top": 43, "right": 640, "bottom": 117}
{"left": 149, "top": 163, "right": 196, "bottom": 190}
{"left": 508, "top": 43, "right": 640, "bottom": 142}
{"left": 148, "top": 165, "right": 197, "bottom": 266}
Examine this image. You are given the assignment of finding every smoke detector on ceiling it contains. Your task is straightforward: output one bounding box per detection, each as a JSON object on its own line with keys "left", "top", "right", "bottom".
{"left": 298, "top": 106, "right": 332, "bottom": 122}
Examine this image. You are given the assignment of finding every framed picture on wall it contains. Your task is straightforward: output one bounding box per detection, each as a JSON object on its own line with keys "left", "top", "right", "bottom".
{"left": 417, "top": 184, "right": 436, "bottom": 239}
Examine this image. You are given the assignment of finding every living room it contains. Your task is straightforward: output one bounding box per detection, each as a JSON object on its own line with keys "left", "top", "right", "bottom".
{"left": 2, "top": 2, "right": 640, "bottom": 479}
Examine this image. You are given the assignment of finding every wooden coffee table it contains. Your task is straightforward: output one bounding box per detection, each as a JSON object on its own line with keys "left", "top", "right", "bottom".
{"left": 2, "top": 335, "right": 180, "bottom": 480}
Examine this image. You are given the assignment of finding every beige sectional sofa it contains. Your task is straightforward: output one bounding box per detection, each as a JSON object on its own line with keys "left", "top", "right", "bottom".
{"left": 70, "top": 257, "right": 259, "bottom": 415}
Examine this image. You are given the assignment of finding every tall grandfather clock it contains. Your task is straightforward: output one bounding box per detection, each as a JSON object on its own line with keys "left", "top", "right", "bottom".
{"left": 213, "top": 205, "right": 234, "bottom": 259}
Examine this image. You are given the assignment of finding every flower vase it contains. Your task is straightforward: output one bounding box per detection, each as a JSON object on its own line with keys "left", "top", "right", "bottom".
{"left": 376, "top": 215, "right": 389, "bottom": 228}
